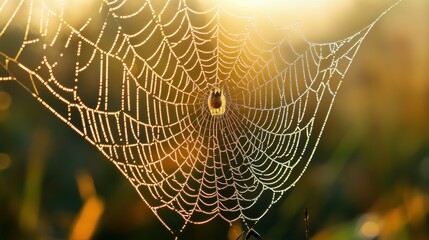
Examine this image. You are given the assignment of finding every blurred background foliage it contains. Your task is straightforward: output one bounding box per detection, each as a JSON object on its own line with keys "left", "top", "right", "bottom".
{"left": 0, "top": 0, "right": 428, "bottom": 239}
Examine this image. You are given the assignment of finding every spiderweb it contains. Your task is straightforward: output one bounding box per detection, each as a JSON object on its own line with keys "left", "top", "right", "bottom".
{"left": 0, "top": 0, "right": 399, "bottom": 236}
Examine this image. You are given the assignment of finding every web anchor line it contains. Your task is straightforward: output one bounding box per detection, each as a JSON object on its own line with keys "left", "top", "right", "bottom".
{"left": 236, "top": 228, "right": 262, "bottom": 240}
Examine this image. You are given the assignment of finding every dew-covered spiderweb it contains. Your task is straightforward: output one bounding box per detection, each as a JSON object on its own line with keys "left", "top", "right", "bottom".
{"left": 0, "top": 0, "right": 400, "bottom": 236}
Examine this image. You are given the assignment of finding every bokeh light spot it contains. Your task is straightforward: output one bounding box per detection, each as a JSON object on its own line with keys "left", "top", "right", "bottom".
{"left": 0, "top": 153, "right": 12, "bottom": 170}
{"left": 358, "top": 214, "right": 381, "bottom": 239}
{"left": 0, "top": 91, "right": 12, "bottom": 110}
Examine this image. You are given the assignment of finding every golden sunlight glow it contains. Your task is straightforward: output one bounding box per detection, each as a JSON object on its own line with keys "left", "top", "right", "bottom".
{"left": 216, "top": 0, "right": 396, "bottom": 41}
{"left": 27, "top": 0, "right": 99, "bottom": 31}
